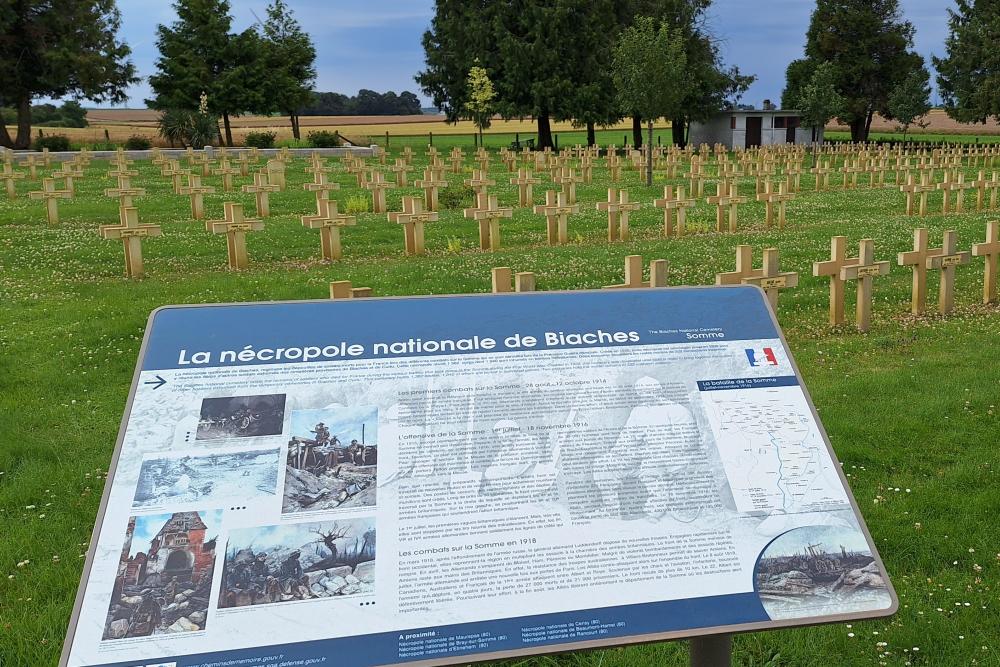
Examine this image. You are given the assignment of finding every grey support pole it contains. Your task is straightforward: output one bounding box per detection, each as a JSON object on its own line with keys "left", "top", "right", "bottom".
{"left": 690, "top": 634, "right": 732, "bottom": 667}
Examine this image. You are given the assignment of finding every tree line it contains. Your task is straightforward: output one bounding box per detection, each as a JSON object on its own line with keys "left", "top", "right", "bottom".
{"left": 300, "top": 90, "right": 423, "bottom": 117}
{"left": 5, "top": 0, "right": 1000, "bottom": 149}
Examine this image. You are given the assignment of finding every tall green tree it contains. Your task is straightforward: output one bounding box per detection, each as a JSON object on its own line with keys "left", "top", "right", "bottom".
{"left": 0, "top": 0, "right": 136, "bottom": 149}
{"left": 887, "top": 67, "right": 931, "bottom": 142}
{"left": 784, "top": 61, "right": 844, "bottom": 143}
{"left": 612, "top": 17, "right": 687, "bottom": 186}
{"left": 618, "top": 0, "right": 753, "bottom": 148}
{"left": 465, "top": 65, "right": 496, "bottom": 147}
{"left": 261, "top": 0, "right": 317, "bottom": 141}
{"left": 789, "top": 0, "right": 926, "bottom": 142}
{"left": 148, "top": 0, "right": 270, "bottom": 146}
{"left": 934, "top": 0, "right": 1000, "bottom": 124}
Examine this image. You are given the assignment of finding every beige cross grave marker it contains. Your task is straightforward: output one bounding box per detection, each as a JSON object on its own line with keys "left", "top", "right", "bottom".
{"left": 389, "top": 196, "right": 439, "bottom": 255}
{"left": 839, "top": 239, "right": 891, "bottom": 332}
{"left": 533, "top": 191, "right": 579, "bottom": 246}
{"left": 2, "top": 163, "right": 25, "bottom": 198}
{"left": 654, "top": 185, "right": 696, "bottom": 238}
{"left": 464, "top": 192, "right": 513, "bottom": 251}
{"left": 597, "top": 188, "right": 641, "bottom": 242}
{"left": 756, "top": 181, "right": 795, "bottom": 229}
{"left": 414, "top": 168, "right": 448, "bottom": 212}
{"left": 302, "top": 198, "right": 356, "bottom": 261}
{"left": 972, "top": 221, "right": 1000, "bottom": 304}
{"left": 510, "top": 168, "right": 541, "bottom": 208}
{"left": 52, "top": 164, "right": 82, "bottom": 196}
{"left": 390, "top": 159, "right": 412, "bottom": 187}
{"left": 213, "top": 158, "right": 241, "bottom": 192}
{"left": 464, "top": 169, "right": 495, "bottom": 197}
{"left": 207, "top": 202, "right": 264, "bottom": 270}
{"left": 28, "top": 178, "right": 72, "bottom": 225}
{"left": 717, "top": 246, "right": 798, "bottom": 310}
{"left": 706, "top": 181, "right": 748, "bottom": 233}
{"left": 105, "top": 176, "right": 147, "bottom": 212}
{"left": 897, "top": 228, "right": 944, "bottom": 315}
{"left": 604, "top": 255, "right": 668, "bottom": 289}
{"left": 266, "top": 159, "right": 287, "bottom": 191}
{"left": 553, "top": 167, "right": 583, "bottom": 205}
{"left": 492, "top": 267, "right": 536, "bottom": 294}
{"left": 926, "top": 229, "right": 971, "bottom": 314}
{"left": 161, "top": 160, "right": 189, "bottom": 194}
{"left": 363, "top": 170, "right": 395, "bottom": 214}
{"left": 19, "top": 154, "right": 39, "bottom": 179}
{"left": 330, "top": 281, "right": 373, "bottom": 300}
{"left": 813, "top": 236, "right": 860, "bottom": 326}
{"left": 178, "top": 173, "right": 216, "bottom": 220}
{"left": 242, "top": 171, "right": 280, "bottom": 218}
{"left": 303, "top": 170, "right": 341, "bottom": 206}
{"left": 99, "top": 206, "right": 162, "bottom": 279}
{"left": 937, "top": 171, "right": 970, "bottom": 214}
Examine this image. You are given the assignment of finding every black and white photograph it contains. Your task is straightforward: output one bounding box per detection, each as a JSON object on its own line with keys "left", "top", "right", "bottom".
{"left": 219, "top": 518, "right": 375, "bottom": 609}
{"left": 103, "top": 511, "right": 222, "bottom": 640}
{"left": 282, "top": 407, "right": 378, "bottom": 513}
{"left": 755, "top": 525, "right": 892, "bottom": 620}
{"left": 132, "top": 448, "right": 280, "bottom": 508}
{"left": 196, "top": 394, "right": 287, "bottom": 441}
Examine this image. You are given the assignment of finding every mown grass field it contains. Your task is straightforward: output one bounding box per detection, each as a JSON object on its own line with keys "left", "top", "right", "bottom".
{"left": 1, "top": 143, "right": 999, "bottom": 666}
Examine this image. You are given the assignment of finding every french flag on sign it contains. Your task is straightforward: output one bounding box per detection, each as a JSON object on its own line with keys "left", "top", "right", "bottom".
{"left": 745, "top": 347, "right": 778, "bottom": 367}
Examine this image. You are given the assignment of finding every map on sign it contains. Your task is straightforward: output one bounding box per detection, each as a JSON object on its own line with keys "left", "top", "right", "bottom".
{"left": 61, "top": 287, "right": 896, "bottom": 667}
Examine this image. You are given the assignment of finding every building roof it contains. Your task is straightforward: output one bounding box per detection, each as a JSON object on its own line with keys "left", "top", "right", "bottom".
{"left": 155, "top": 512, "right": 207, "bottom": 539}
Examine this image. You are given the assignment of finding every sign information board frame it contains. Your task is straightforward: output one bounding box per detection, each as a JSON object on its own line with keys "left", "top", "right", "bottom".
{"left": 61, "top": 287, "right": 896, "bottom": 667}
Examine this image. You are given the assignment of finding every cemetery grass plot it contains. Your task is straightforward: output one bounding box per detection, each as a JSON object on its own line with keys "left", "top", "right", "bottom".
{"left": 755, "top": 525, "right": 892, "bottom": 621}
{"left": 196, "top": 394, "right": 287, "bottom": 441}
{"left": 218, "top": 518, "right": 375, "bottom": 609}
{"left": 103, "top": 510, "right": 222, "bottom": 641}
{"left": 132, "top": 448, "right": 281, "bottom": 508}
{"left": 283, "top": 406, "right": 378, "bottom": 513}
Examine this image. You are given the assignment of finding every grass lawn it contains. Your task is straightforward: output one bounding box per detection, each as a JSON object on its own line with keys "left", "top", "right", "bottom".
{"left": 1, "top": 147, "right": 999, "bottom": 667}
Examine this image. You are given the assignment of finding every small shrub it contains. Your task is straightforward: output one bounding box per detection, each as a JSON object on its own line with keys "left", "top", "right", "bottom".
{"left": 33, "top": 134, "right": 70, "bottom": 152}
{"left": 308, "top": 130, "right": 341, "bottom": 148}
{"left": 439, "top": 185, "right": 475, "bottom": 210}
{"left": 124, "top": 135, "right": 152, "bottom": 150}
{"left": 345, "top": 195, "right": 370, "bottom": 214}
{"left": 446, "top": 237, "right": 463, "bottom": 253}
{"left": 245, "top": 131, "right": 276, "bottom": 149}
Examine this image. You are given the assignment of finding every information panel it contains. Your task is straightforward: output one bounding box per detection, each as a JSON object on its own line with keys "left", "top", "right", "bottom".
{"left": 62, "top": 287, "right": 896, "bottom": 667}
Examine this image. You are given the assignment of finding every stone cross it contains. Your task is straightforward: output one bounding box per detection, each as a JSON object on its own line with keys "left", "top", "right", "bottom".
{"left": 390, "top": 159, "right": 412, "bottom": 187}
{"left": 178, "top": 173, "right": 216, "bottom": 220}
{"left": 597, "top": 188, "right": 641, "bottom": 242}
{"left": 161, "top": 160, "right": 189, "bottom": 194}
{"left": 107, "top": 164, "right": 138, "bottom": 181}
{"left": 302, "top": 198, "right": 357, "bottom": 261}
{"left": 839, "top": 239, "right": 891, "bottom": 332}
{"left": 330, "top": 280, "right": 373, "bottom": 300}
{"left": 266, "top": 159, "right": 287, "bottom": 191}
{"left": 104, "top": 176, "right": 147, "bottom": 211}
{"left": 2, "top": 163, "right": 25, "bottom": 198}
{"left": 464, "top": 192, "right": 513, "bottom": 251}
{"left": 213, "top": 158, "right": 240, "bottom": 192}
{"left": 510, "top": 168, "right": 541, "bottom": 208}
{"left": 303, "top": 170, "right": 341, "bottom": 206}
{"left": 533, "top": 191, "right": 579, "bottom": 246}
{"left": 414, "top": 168, "right": 448, "bottom": 212}
{"left": 972, "top": 221, "right": 1000, "bottom": 304}
{"left": 19, "top": 154, "right": 39, "bottom": 179}
{"left": 606, "top": 153, "right": 623, "bottom": 182}
{"left": 706, "top": 181, "right": 748, "bottom": 233}
{"left": 389, "top": 196, "right": 439, "bottom": 255}
{"left": 400, "top": 146, "right": 414, "bottom": 165}
{"left": 363, "top": 170, "right": 395, "bottom": 214}
{"left": 52, "top": 164, "right": 82, "bottom": 196}
{"left": 99, "top": 206, "right": 162, "bottom": 279}
{"left": 242, "top": 171, "right": 280, "bottom": 218}
{"left": 716, "top": 246, "right": 798, "bottom": 310}
{"left": 464, "top": 169, "right": 495, "bottom": 197}
{"left": 654, "top": 185, "right": 696, "bottom": 238}
{"left": 552, "top": 167, "right": 583, "bottom": 205}
{"left": 898, "top": 228, "right": 944, "bottom": 315}
{"left": 926, "top": 230, "right": 971, "bottom": 314}
{"left": 207, "top": 202, "right": 265, "bottom": 270}
{"left": 237, "top": 151, "right": 251, "bottom": 176}
{"left": 813, "top": 236, "right": 860, "bottom": 326}
{"left": 810, "top": 161, "right": 833, "bottom": 192}
{"left": 757, "top": 181, "right": 795, "bottom": 229}
{"left": 449, "top": 147, "right": 465, "bottom": 173}
{"left": 28, "top": 178, "right": 72, "bottom": 225}
{"left": 492, "top": 267, "right": 536, "bottom": 294}
{"left": 899, "top": 171, "right": 935, "bottom": 217}
{"left": 937, "top": 171, "right": 970, "bottom": 214}
{"left": 604, "top": 255, "right": 668, "bottom": 289}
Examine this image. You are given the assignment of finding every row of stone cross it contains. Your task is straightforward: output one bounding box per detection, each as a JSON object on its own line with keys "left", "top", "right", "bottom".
{"left": 329, "top": 224, "right": 1000, "bottom": 334}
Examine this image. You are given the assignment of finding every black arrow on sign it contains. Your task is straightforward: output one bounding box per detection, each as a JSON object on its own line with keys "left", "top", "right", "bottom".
{"left": 144, "top": 375, "right": 167, "bottom": 390}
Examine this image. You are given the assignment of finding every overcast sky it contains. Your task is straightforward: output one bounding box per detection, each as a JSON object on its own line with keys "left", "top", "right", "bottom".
{"left": 109, "top": 0, "right": 953, "bottom": 110}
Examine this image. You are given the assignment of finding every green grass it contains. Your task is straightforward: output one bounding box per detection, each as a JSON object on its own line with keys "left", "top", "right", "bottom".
{"left": 2, "top": 149, "right": 1000, "bottom": 667}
